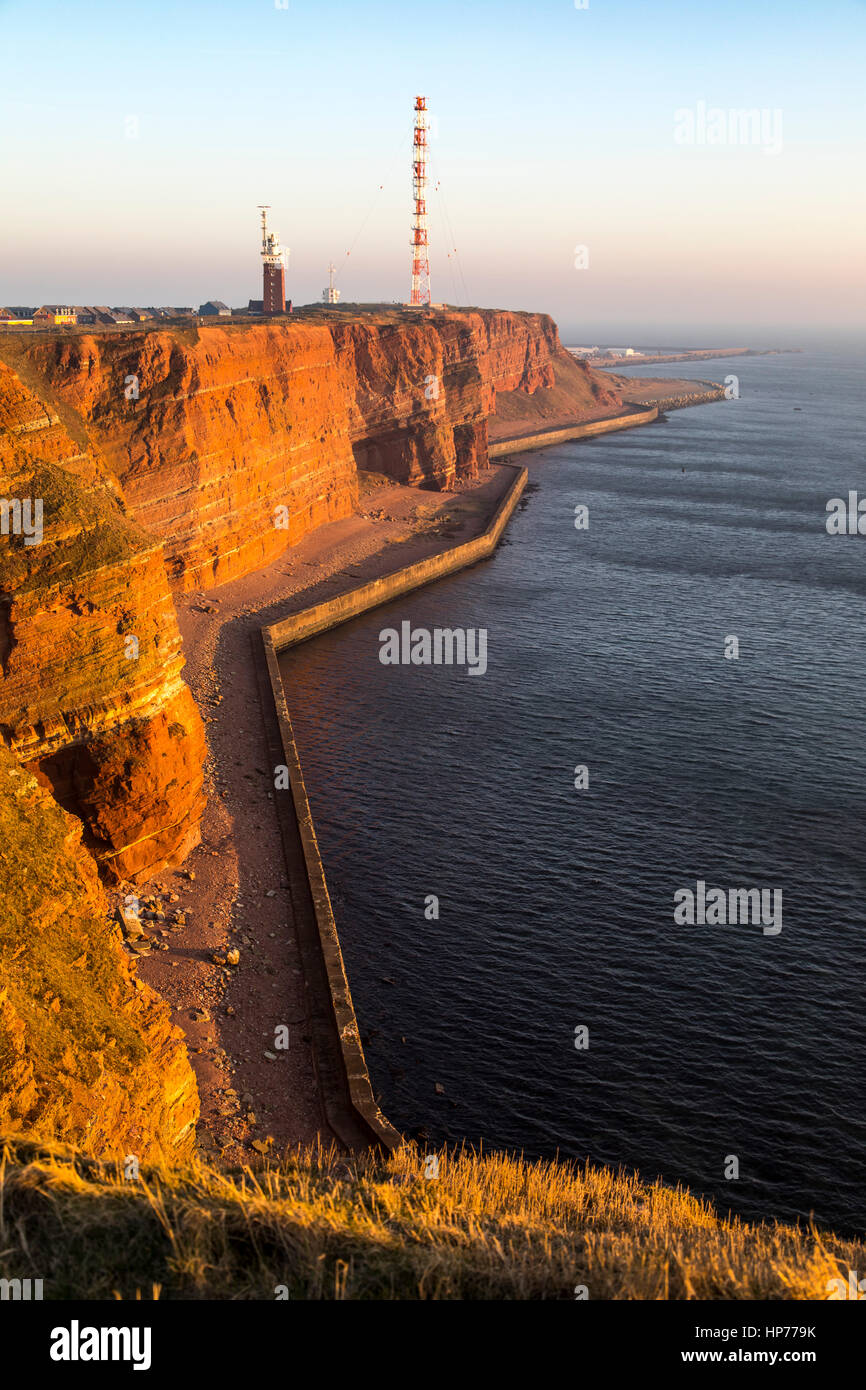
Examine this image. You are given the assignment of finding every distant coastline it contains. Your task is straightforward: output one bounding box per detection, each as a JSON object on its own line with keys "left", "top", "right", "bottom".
{"left": 577, "top": 346, "right": 803, "bottom": 369}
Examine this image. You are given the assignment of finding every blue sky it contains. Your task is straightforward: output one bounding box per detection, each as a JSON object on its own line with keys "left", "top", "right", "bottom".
{"left": 2, "top": 0, "right": 864, "bottom": 344}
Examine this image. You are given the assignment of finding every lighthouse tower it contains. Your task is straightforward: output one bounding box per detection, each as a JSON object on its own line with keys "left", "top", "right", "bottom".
{"left": 259, "top": 206, "right": 286, "bottom": 314}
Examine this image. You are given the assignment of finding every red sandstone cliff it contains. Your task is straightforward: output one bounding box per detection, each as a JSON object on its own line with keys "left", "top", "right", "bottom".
{"left": 2, "top": 310, "right": 621, "bottom": 589}
{"left": 333, "top": 314, "right": 488, "bottom": 488}
{"left": 0, "top": 308, "right": 619, "bottom": 887}
{"left": 10, "top": 324, "right": 359, "bottom": 590}
{"left": 336, "top": 308, "right": 619, "bottom": 486}
{"left": 0, "top": 357, "right": 205, "bottom": 883}
{"left": 0, "top": 306, "right": 619, "bottom": 1150}
{"left": 0, "top": 746, "right": 198, "bottom": 1156}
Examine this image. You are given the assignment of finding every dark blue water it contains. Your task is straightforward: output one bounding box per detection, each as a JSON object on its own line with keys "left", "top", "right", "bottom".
{"left": 281, "top": 352, "right": 866, "bottom": 1233}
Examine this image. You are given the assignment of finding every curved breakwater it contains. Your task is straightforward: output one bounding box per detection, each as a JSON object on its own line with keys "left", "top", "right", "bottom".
{"left": 260, "top": 462, "right": 528, "bottom": 1149}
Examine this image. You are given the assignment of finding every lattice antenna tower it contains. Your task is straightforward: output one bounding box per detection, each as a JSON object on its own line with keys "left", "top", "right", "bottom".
{"left": 409, "top": 97, "right": 431, "bottom": 306}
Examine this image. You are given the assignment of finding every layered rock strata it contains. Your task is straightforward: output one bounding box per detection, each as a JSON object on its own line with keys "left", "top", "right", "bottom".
{"left": 0, "top": 306, "right": 621, "bottom": 1150}
{"left": 0, "top": 309, "right": 619, "bottom": 881}
{"left": 4, "top": 310, "right": 621, "bottom": 589}
{"left": 0, "top": 358, "right": 204, "bottom": 882}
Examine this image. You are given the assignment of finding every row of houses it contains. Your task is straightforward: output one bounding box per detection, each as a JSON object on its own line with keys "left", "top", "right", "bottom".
{"left": 0, "top": 302, "right": 232, "bottom": 328}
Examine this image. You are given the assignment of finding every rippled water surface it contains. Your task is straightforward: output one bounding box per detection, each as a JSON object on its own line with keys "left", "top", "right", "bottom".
{"left": 281, "top": 353, "right": 866, "bottom": 1232}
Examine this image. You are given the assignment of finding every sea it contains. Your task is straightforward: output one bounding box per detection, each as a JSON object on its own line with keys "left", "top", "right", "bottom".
{"left": 280, "top": 351, "right": 866, "bottom": 1233}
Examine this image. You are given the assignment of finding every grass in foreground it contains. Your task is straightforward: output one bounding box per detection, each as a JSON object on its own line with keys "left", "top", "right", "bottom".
{"left": 0, "top": 1133, "right": 859, "bottom": 1300}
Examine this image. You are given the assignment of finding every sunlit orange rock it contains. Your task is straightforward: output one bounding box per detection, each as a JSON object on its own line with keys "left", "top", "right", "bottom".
{"left": 0, "top": 308, "right": 620, "bottom": 884}
{"left": 0, "top": 358, "right": 205, "bottom": 883}
{"left": 0, "top": 748, "right": 198, "bottom": 1157}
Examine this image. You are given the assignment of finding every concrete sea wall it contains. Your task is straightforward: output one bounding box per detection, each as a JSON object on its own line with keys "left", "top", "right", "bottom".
{"left": 260, "top": 463, "right": 528, "bottom": 1150}
{"left": 260, "top": 397, "right": 707, "bottom": 1148}
{"left": 489, "top": 405, "right": 658, "bottom": 457}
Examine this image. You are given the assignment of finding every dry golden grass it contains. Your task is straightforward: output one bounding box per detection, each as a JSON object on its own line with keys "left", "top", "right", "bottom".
{"left": 0, "top": 1133, "right": 859, "bottom": 1300}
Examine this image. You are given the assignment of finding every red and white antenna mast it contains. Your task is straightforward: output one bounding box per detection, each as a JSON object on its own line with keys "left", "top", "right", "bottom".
{"left": 409, "top": 95, "right": 431, "bottom": 306}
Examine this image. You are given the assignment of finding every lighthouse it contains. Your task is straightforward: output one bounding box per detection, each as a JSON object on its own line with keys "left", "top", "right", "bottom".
{"left": 258, "top": 206, "right": 287, "bottom": 314}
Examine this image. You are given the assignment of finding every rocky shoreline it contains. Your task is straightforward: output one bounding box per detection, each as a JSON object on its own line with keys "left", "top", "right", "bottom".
{"left": 630, "top": 384, "right": 726, "bottom": 412}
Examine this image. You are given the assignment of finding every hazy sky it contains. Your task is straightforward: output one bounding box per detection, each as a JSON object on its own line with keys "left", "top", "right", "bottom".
{"left": 2, "top": 0, "right": 864, "bottom": 346}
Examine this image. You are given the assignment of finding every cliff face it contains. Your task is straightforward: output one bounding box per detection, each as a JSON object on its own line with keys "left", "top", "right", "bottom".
{"left": 463, "top": 308, "right": 560, "bottom": 405}
{"left": 4, "top": 310, "right": 619, "bottom": 590}
{"left": 338, "top": 309, "right": 603, "bottom": 488}
{"left": 0, "top": 305, "right": 616, "bottom": 1155}
{"left": 0, "top": 308, "right": 617, "bottom": 886}
{"left": 0, "top": 358, "right": 205, "bottom": 883}
{"left": 0, "top": 746, "right": 198, "bottom": 1156}
{"left": 333, "top": 314, "right": 487, "bottom": 489}
{"left": 487, "top": 330, "right": 623, "bottom": 440}
{"left": 11, "top": 324, "right": 360, "bottom": 591}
